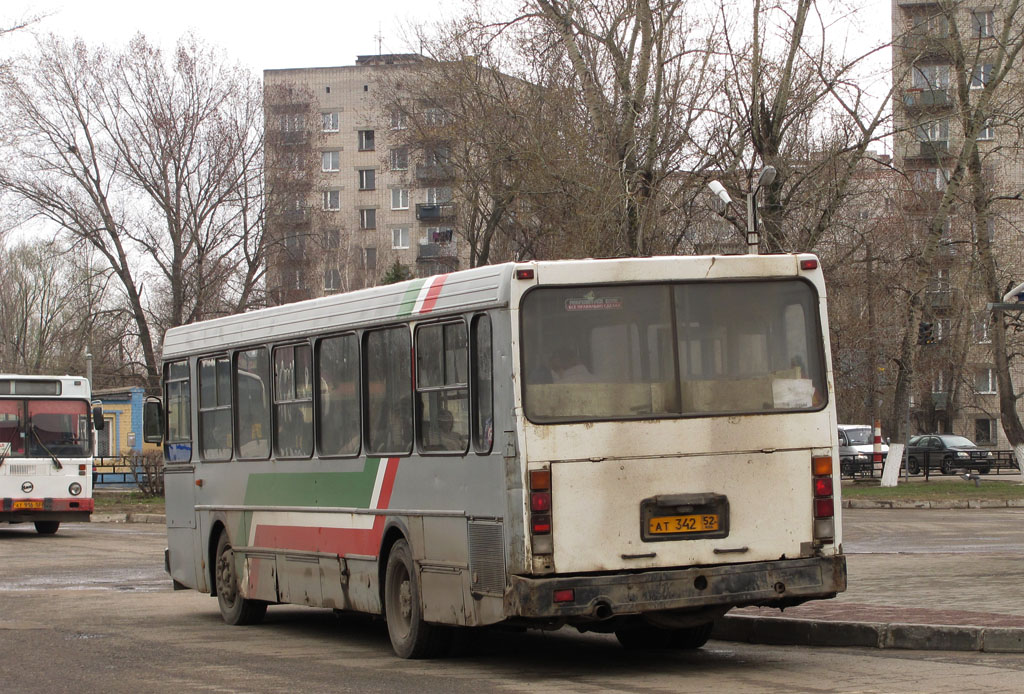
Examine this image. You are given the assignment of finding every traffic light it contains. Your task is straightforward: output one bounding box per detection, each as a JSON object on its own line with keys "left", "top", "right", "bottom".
{"left": 917, "top": 321, "right": 934, "bottom": 345}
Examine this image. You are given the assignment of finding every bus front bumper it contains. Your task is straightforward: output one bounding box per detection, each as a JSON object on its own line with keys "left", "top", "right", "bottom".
{"left": 505, "top": 554, "right": 846, "bottom": 621}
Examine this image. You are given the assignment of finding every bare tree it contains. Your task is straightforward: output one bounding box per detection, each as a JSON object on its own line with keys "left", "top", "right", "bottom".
{"left": 0, "top": 34, "right": 266, "bottom": 387}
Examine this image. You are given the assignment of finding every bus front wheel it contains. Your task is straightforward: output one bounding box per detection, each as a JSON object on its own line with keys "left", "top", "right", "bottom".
{"left": 384, "top": 539, "right": 452, "bottom": 658}
{"left": 34, "top": 521, "right": 60, "bottom": 535}
{"left": 214, "top": 532, "right": 267, "bottom": 626}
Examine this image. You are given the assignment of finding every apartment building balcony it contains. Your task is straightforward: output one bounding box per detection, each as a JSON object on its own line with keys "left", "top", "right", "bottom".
{"left": 896, "top": 0, "right": 941, "bottom": 7}
{"left": 415, "top": 163, "right": 454, "bottom": 183}
{"left": 899, "top": 32, "right": 952, "bottom": 59}
{"left": 417, "top": 241, "right": 458, "bottom": 260}
{"left": 904, "top": 140, "right": 953, "bottom": 162}
{"left": 276, "top": 208, "right": 311, "bottom": 225}
{"left": 415, "top": 202, "right": 457, "bottom": 221}
{"left": 902, "top": 88, "right": 950, "bottom": 112}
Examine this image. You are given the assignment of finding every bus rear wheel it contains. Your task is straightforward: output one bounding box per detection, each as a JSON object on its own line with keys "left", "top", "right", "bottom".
{"left": 615, "top": 622, "right": 714, "bottom": 650}
{"left": 34, "top": 521, "right": 60, "bottom": 535}
{"left": 384, "top": 538, "right": 452, "bottom": 658}
{"left": 214, "top": 532, "right": 267, "bottom": 626}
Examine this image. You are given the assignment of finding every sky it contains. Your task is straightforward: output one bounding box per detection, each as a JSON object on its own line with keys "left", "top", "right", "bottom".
{"left": 4, "top": 0, "right": 893, "bottom": 75}
{"left": 3, "top": 0, "right": 459, "bottom": 72}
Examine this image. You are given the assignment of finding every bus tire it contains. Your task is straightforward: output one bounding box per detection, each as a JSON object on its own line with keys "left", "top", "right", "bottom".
{"left": 34, "top": 521, "right": 60, "bottom": 535}
{"left": 214, "top": 532, "right": 267, "bottom": 626}
{"left": 384, "top": 538, "right": 451, "bottom": 659}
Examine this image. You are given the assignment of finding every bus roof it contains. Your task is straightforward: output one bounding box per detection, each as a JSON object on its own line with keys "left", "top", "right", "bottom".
{"left": 162, "top": 263, "right": 516, "bottom": 360}
{"left": 162, "top": 254, "right": 822, "bottom": 360}
{"left": 0, "top": 374, "right": 91, "bottom": 398}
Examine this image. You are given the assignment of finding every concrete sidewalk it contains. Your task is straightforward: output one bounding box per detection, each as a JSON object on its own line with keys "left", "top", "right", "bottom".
{"left": 713, "top": 542, "right": 1024, "bottom": 652}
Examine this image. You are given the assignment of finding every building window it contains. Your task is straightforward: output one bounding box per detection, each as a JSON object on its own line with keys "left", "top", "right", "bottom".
{"left": 975, "top": 368, "right": 996, "bottom": 394}
{"left": 358, "top": 168, "right": 376, "bottom": 191}
{"left": 323, "top": 190, "right": 340, "bottom": 211}
{"left": 912, "top": 64, "right": 949, "bottom": 90}
{"left": 323, "top": 229, "right": 340, "bottom": 249}
{"left": 359, "top": 208, "right": 377, "bottom": 230}
{"left": 972, "top": 217, "right": 996, "bottom": 243}
{"left": 915, "top": 119, "right": 949, "bottom": 142}
{"left": 322, "top": 151, "right": 340, "bottom": 172}
{"left": 392, "top": 227, "right": 410, "bottom": 249}
{"left": 975, "top": 418, "right": 997, "bottom": 445}
{"left": 284, "top": 231, "right": 304, "bottom": 250}
{"left": 974, "top": 314, "right": 992, "bottom": 343}
{"left": 324, "top": 267, "right": 341, "bottom": 291}
{"left": 978, "top": 119, "right": 995, "bottom": 141}
{"left": 391, "top": 188, "right": 409, "bottom": 210}
{"left": 322, "top": 112, "right": 339, "bottom": 132}
{"left": 935, "top": 318, "right": 951, "bottom": 342}
{"left": 285, "top": 267, "right": 305, "bottom": 290}
{"left": 280, "top": 113, "right": 305, "bottom": 132}
{"left": 390, "top": 110, "right": 407, "bottom": 130}
{"left": 390, "top": 147, "right": 408, "bottom": 171}
{"left": 364, "top": 247, "right": 377, "bottom": 272}
{"left": 358, "top": 129, "right": 375, "bottom": 151}
{"left": 932, "top": 372, "right": 945, "bottom": 394}
{"left": 971, "top": 10, "right": 994, "bottom": 39}
{"left": 971, "top": 64, "right": 993, "bottom": 89}
{"left": 427, "top": 226, "right": 454, "bottom": 243}
{"left": 426, "top": 186, "right": 452, "bottom": 204}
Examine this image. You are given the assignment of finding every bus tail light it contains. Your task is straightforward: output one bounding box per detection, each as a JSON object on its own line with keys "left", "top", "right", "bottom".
{"left": 529, "top": 467, "right": 553, "bottom": 554}
{"left": 812, "top": 456, "right": 835, "bottom": 543}
{"left": 79, "top": 464, "right": 87, "bottom": 476}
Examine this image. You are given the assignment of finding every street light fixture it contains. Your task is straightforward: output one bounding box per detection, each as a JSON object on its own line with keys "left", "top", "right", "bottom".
{"left": 708, "top": 165, "right": 777, "bottom": 256}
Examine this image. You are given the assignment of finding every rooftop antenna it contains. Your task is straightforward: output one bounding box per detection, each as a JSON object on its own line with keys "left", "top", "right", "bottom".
{"left": 375, "top": 23, "right": 383, "bottom": 56}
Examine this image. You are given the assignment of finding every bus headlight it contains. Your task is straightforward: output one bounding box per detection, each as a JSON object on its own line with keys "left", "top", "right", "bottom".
{"left": 69, "top": 482, "right": 82, "bottom": 496}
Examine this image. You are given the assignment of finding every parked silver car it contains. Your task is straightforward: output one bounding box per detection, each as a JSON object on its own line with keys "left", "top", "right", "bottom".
{"left": 838, "top": 424, "right": 887, "bottom": 477}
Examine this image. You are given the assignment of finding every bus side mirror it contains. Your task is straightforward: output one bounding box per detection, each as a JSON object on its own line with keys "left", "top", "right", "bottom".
{"left": 143, "top": 398, "right": 164, "bottom": 444}
{"left": 93, "top": 405, "right": 105, "bottom": 431}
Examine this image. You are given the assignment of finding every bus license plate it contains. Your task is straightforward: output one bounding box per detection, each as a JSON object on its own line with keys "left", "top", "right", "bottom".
{"left": 13, "top": 500, "right": 43, "bottom": 511}
{"left": 648, "top": 514, "right": 719, "bottom": 535}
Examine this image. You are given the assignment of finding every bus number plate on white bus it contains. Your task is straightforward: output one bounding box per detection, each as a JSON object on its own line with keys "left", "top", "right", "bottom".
{"left": 648, "top": 514, "right": 719, "bottom": 535}
{"left": 13, "top": 500, "right": 43, "bottom": 510}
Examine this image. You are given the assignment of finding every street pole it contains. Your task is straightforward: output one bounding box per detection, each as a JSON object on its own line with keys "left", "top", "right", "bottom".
{"left": 746, "top": 191, "right": 758, "bottom": 255}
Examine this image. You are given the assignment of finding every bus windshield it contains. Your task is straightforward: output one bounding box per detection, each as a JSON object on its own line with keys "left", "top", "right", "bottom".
{"left": 521, "top": 279, "right": 826, "bottom": 422}
{"left": 0, "top": 398, "right": 91, "bottom": 457}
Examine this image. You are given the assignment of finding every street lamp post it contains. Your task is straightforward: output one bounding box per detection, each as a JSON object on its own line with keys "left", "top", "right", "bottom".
{"left": 708, "top": 165, "right": 777, "bottom": 255}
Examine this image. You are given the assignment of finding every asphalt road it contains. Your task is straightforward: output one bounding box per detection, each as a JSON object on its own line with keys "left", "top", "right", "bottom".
{"left": 2, "top": 512, "right": 1024, "bottom": 693}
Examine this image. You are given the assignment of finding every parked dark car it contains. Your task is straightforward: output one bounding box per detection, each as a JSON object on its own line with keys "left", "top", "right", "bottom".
{"left": 905, "top": 434, "right": 994, "bottom": 475}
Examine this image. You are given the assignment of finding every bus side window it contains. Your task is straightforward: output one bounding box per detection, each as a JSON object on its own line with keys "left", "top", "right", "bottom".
{"left": 317, "top": 333, "right": 361, "bottom": 457}
{"left": 415, "top": 321, "right": 468, "bottom": 454}
{"left": 274, "top": 344, "right": 314, "bottom": 458}
{"left": 235, "top": 348, "right": 271, "bottom": 460}
{"left": 199, "top": 356, "right": 233, "bottom": 461}
{"left": 365, "top": 327, "right": 412, "bottom": 455}
{"left": 165, "top": 360, "right": 192, "bottom": 463}
{"left": 471, "top": 314, "right": 493, "bottom": 454}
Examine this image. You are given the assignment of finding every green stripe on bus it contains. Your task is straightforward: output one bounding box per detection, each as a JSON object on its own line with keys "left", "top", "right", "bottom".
{"left": 243, "top": 458, "right": 384, "bottom": 508}
{"left": 396, "top": 279, "right": 427, "bottom": 317}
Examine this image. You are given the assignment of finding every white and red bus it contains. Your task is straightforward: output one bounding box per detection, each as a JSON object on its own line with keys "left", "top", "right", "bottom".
{"left": 1, "top": 374, "right": 102, "bottom": 534}
{"left": 148, "top": 255, "right": 845, "bottom": 657}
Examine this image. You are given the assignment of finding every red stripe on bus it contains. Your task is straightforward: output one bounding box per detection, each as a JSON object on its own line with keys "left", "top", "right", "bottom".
{"left": 250, "top": 457, "right": 400, "bottom": 558}
{"left": 419, "top": 274, "right": 448, "bottom": 314}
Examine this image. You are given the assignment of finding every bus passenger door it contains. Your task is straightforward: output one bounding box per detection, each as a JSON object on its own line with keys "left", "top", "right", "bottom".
{"left": 165, "top": 464, "right": 199, "bottom": 589}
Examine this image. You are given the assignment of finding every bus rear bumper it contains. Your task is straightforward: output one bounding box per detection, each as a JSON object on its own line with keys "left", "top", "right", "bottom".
{"left": 505, "top": 554, "right": 846, "bottom": 621}
{"left": 1, "top": 497, "right": 94, "bottom": 524}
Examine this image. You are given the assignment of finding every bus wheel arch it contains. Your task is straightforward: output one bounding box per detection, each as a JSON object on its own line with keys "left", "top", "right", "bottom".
{"left": 207, "top": 520, "right": 228, "bottom": 597}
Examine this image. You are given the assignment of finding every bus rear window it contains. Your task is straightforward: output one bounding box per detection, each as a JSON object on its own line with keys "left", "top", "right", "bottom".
{"left": 521, "top": 280, "right": 826, "bottom": 422}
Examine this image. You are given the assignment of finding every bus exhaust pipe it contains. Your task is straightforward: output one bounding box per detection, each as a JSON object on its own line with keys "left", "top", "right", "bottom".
{"left": 593, "top": 601, "right": 613, "bottom": 620}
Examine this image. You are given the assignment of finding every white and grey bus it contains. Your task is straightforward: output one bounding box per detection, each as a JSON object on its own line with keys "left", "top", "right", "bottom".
{"left": 147, "top": 255, "right": 845, "bottom": 658}
{"left": 1, "top": 374, "right": 102, "bottom": 534}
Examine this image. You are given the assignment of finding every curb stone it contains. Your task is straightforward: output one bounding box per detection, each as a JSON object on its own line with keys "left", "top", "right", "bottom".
{"left": 841, "top": 499, "right": 1023, "bottom": 509}
{"left": 713, "top": 615, "right": 1024, "bottom": 653}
